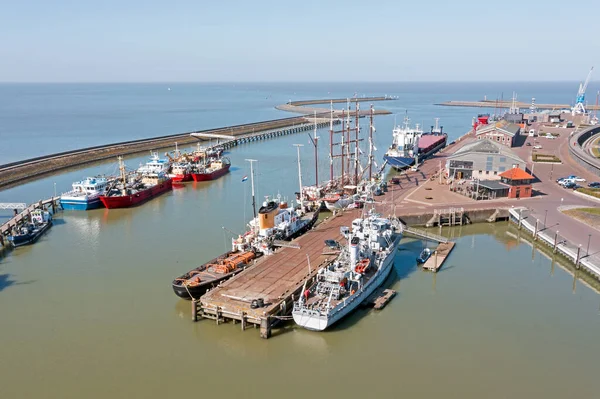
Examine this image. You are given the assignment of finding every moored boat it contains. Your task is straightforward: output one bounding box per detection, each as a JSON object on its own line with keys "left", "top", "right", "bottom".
{"left": 191, "top": 157, "right": 231, "bottom": 182}
{"left": 417, "top": 248, "right": 432, "bottom": 264}
{"left": 8, "top": 209, "right": 53, "bottom": 247}
{"left": 172, "top": 249, "right": 260, "bottom": 300}
{"left": 60, "top": 176, "right": 111, "bottom": 210}
{"left": 168, "top": 162, "right": 192, "bottom": 182}
{"left": 292, "top": 212, "right": 403, "bottom": 331}
{"left": 99, "top": 157, "right": 172, "bottom": 209}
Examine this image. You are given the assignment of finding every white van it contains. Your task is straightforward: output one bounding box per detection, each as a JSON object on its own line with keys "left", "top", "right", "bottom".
{"left": 528, "top": 129, "right": 536, "bottom": 137}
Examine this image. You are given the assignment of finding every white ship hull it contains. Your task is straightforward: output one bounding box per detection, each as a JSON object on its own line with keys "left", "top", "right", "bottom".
{"left": 292, "top": 235, "right": 401, "bottom": 331}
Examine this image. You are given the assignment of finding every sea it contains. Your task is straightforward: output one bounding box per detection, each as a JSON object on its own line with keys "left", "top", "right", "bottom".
{"left": 0, "top": 82, "right": 599, "bottom": 398}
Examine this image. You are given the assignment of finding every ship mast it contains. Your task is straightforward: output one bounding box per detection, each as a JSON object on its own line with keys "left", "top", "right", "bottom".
{"left": 309, "top": 110, "right": 319, "bottom": 188}
{"left": 118, "top": 156, "right": 126, "bottom": 183}
{"left": 329, "top": 101, "right": 334, "bottom": 182}
{"left": 293, "top": 144, "right": 304, "bottom": 210}
{"left": 354, "top": 102, "right": 360, "bottom": 185}
{"left": 369, "top": 105, "right": 374, "bottom": 180}
{"left": 245, "top": 159, "right": 258, "bottom": 226}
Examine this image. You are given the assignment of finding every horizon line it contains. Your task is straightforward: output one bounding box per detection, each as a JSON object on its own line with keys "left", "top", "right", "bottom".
{"left": 0, "top": 80, "right": 592, "bottom": 84}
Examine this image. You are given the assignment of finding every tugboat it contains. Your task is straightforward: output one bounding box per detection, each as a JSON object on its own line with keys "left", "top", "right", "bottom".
{"left": 292, "top": 212, "right": 403, "bottom": 331}
{"left": 172, "top": 249, "right": 259, "bottom": 300}
{"left": 191, "top": 157, "right": 231, "bottom": 182}
{"left": 99, "top": 157, "right": 172, "bottom": 209}
{"left": 416, "top": 247, "right": 432, "bottom": 264}
{"left": 8, "top": 209, "right": 53, "bottom": 247}
{"left": 59, "top": 176, "right": 111, "bottom": 210}
{"left": 237, "top": 196, "right": 320, "bottom": 255}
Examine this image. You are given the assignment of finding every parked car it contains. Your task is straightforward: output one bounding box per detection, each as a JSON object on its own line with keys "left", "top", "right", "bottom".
{"left": 559, "top": 179, "right": 575, "bottom": 187}
{"left": 588, "top": 182, "right": 600, "bottom": 188}
{"left": 566, "top": 175, "right": 586, "bottom": 182}
{"left": 563, "top": 181, "right": 577, "bottom": 189}
{"left": 533, "top": 145, "right": 542, "bottom": 149}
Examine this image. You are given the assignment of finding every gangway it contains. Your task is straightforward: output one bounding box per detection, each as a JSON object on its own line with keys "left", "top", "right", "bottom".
{"left": 403, "top": 225, "right": 449, "bottom": 244}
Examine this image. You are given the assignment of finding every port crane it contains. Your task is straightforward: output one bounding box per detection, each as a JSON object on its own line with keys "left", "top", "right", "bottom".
{"left": 572, "top": 66, "right": 593, "bottom": 115}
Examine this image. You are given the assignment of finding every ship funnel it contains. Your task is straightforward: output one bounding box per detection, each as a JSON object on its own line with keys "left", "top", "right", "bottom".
{"left": 349, "top": 236, "right": 360, "bottom": 270}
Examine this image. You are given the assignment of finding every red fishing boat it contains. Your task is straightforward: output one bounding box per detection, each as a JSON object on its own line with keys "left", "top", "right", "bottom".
{"left": 99, "top": 157, "right": 173, "bottom": 209}
{"left": 191, "top": 157, "right": 231, "bottom": 182}
{"left": 169, "top": 162, "right": 192, "bottom": 182}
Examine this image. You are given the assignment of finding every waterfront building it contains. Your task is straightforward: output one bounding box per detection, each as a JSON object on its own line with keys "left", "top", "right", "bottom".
{"left": 499, "top": 167, "right": 534, "bottom": 199}
{"left": 475, "top": 120, "right": 521, "bottom": 147}
{"left": 446, "top": 139, "right": 526, "bottom": 180}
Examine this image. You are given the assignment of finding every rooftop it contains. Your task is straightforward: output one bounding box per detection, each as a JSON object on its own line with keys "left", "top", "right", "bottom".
{"left": 476, "top": 120, "right": 521, "bottom": 137}
{"left": 450, "top": 138, "right": 524, "bottom": 162}
{"left": 471, "top": 179, "right": 509, "bottom": 190}
{"left": 499, "top": 167, "right": 534, "bottom": 180}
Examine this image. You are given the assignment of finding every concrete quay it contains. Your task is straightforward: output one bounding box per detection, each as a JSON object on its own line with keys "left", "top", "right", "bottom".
{"left": 275, "top": 96, "right": 393, "bottom": 116}
{"left": 437, "top": 100, "right": 600, "bottom": 111}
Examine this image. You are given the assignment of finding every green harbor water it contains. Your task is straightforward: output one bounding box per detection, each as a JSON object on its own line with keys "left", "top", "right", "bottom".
{"left": 2, "top": 209, "right": 600, "bottom": 398}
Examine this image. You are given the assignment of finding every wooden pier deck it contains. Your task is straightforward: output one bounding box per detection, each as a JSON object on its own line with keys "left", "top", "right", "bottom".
{"left": 0, "top": 197, "right": 60, "bottom": 247}
{"left": 196, "top": 211, "right": 360, "bottom": 338}
{"left": 422, "top": 242, "right": 455, "bottom": 272}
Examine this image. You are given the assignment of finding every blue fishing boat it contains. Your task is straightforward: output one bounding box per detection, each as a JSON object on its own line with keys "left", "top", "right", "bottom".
{"left": 8, "top": 209, "right": 53, "bottom": 247}
{"left": 60, "top": 177, "right": 110, "bottom": 210}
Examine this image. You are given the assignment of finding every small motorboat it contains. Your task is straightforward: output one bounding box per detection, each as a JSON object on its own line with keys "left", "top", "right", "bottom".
{"left": 416, "top": 248, "right": 432, "bottom": 264}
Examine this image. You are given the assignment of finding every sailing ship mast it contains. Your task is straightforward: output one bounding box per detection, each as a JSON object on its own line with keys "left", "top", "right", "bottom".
{"left": 245, "top": 159, "right": 258, "bottom": 228}
{"left": 294, "top": 144, "right": 304, "bottom": 210}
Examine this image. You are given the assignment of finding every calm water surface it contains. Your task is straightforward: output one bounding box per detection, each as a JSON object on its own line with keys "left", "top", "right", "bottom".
{"left": 1, "top": 83, "right": 599, "bottom": 398}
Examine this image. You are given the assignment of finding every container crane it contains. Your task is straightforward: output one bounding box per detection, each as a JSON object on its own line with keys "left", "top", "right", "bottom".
{"left": 572, "top": 66, "right": 593, "bottom": 115}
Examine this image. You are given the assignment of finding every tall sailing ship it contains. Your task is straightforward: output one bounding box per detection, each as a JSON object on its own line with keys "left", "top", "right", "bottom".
{"left": 292, "top": 212, "right": 403, "bottom": 331}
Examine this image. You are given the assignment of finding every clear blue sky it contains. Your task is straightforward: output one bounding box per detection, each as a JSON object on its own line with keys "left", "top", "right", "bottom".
{"left": 2, "top": 0, "right": 598, "bottom": 82}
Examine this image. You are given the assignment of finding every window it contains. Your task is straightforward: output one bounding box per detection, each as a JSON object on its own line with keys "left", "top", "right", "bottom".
{"left": 478, "top": 170, "right": 482, "bottom": 174}
{"left": 486, "top": 171, "right": 489, "bottom": 175}
{"left": 499, "top": 157, "right": 506, "bottom": 163}
{"left": 499, "top": 166, "right": 506, "bottom": 172}
{"left": 494, "top": 171, "right": 497, "bottom": 175}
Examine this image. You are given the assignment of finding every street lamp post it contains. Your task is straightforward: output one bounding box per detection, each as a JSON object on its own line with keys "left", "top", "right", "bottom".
{"left": 587, "top": 234, "right": 592, "bottom": 256}
{"left": 544, "top": 209, "right": 548, "bottom": 227}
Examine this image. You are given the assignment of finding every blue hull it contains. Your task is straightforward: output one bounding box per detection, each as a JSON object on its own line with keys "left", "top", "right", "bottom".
{"left": 384, "top": 155, "right": 415, "bottom": 170}
{"left": 60, "top": 198, "right": 103, "bottom": 211}
{"left": 9, "top": 222, "right": 52, "bottom": 247}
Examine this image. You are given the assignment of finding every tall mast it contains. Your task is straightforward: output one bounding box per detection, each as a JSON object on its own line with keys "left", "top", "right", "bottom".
{"left": 329, "top": 101, "right": 334, "bottom": 182}
{"left": 341, "top": 108, "right": 345, "bottom": 185}
{"left": 313, "top": 110, "right": 319, "bottom": 187}
{"left": 354, "top": 102, "right": 360, "bottom": 185}
{"left": 346, "top": 98, "right": 351, "bottom": 182}
{"left": 293, "top": 144, "right": 304, "bottom": 210}
{"left": 118, "top": 156, "right": 126, "bottom": 183}
{"left": 369, "top": 105, "right": 374, "bottom": 180}
{"left": 245, "top": 159, "right": 258, "bottom": 224}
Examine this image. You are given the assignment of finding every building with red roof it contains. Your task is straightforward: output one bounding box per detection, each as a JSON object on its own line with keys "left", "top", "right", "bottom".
{"left": 499, "top": 167, "right": 534, "bottom": 198}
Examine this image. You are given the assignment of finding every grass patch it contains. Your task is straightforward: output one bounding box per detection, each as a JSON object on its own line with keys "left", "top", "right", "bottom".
{"left": 532, "top": 153, "right": 561, "bottom": 162}
{"left": 576, "top": 188, "right": 600, "bottom": 198}
{"left": 575, "top": 207, "right": 600, "bottom": 215}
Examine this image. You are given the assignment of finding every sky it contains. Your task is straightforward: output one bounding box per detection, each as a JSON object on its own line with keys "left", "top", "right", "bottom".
{"left": 1, "top": 0, "right": 599, "bottom": 82}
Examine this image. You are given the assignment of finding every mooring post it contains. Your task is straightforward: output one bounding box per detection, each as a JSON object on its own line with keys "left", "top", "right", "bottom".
{"left": 575, "top": 245, "right": 582, "bottom": 269}
{"left": 260, "top": 317, "right": 272, "bottom": 339}
{"left": 241, "top": 312, "right": 246, "bottom": 331}
{"left": 553, "top": 230, "right": 559, "bottom": 253}
{"left": 534, "top": 219, "right": 539, "bottom": 241}
{"left": 434, "top": 250, "right": 438, "bottom": 270}
{"left": 518, "top": 209, "right": 522, "bottom": 229}
{"left": 191, "top": 300, "right": 198, "bottom": 322}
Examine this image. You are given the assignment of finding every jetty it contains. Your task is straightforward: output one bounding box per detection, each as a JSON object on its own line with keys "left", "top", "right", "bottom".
{"left": 194, "top": 211, "right": 358, "bottom": 338}
{"left": 0, "top": 96, "right": 394, "bottom": 191}
{"left": 422, "top": 242, "right": 455, "bottom": 272}
{"left": 0, "top": 197, "right": 60, "bottom": 248}
{"left": 437, "top": 100, "right": 600, "bottom": 111}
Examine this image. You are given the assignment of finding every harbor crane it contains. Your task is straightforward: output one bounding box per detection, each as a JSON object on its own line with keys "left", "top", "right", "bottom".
{"left": 572, "top": 66, "right": 593, "bottom": 115}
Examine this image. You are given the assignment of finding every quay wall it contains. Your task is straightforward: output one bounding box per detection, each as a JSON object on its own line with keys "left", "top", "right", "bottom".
{"left": 397, "top": 206, "right": 507, "bottom": 227}
{"left": 569, "top": 125, "right": 600, "bottom": 175}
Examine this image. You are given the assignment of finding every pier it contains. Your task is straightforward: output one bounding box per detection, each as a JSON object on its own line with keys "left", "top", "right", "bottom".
{"left": 422, "top": 242, "right": 456, "bottom": 272}
{"left": 193, "top": 211, "right": 358, "bottom": 338}
{"left": 437, "top": 100, "right": 600, "bottom": 111}
{"left": 0, "top": 197, "right": 60, "bottom": 248}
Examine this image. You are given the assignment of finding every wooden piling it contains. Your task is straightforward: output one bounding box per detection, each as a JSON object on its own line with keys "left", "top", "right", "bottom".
{"left": 260, "top": 317, "right": 271, "bottom": 339}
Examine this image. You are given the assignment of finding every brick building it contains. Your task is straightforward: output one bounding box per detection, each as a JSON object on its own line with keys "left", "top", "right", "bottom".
{"left": 475, "top": 120, "right": 521, "bottom": 147}
{"left": 499, "top": 167, "right": 534, "bottom": 198}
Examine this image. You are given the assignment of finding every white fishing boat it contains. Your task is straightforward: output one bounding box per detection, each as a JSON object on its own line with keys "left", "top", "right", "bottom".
{"left": 292, "top": 211, "right": 403, "bottom": 331}
{"left": 137, "top": 151, "right": 170, "bottom": 175}
{"left": 59, "top": 176, "right": 111, "bottom": 210}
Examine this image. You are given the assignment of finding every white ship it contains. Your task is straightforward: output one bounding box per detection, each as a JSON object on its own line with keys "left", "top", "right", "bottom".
{"left": 292, "top": 211, "right": 403, "bottom": 331}
{"left": 384, "top": 115, "right": 423, "bottom": 170}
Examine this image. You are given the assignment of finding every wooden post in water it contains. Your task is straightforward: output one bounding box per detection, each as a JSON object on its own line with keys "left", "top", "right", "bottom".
{"left": 434, "top": 250, "right": 438, "bottom": 270}
{"left": 518, "top": 209, "right": 522, "bottom": 229}
{"left": 241, "top": 312, "right": 246, "bottom": 331}
{"left": 0, "top": 234, "right": 4, "bottom": 247}
{"left": 260, "top": 317, "right": 272, "bottom": 339}
{"left": 575, "top": 245, "right": 582, "bottom": 269}
{"left": 553, "top": 230, "right": 559, "bottom": 253}
{"left": 191, "top": 300, "right": 198, "bottom": 322}
{"left": 534, "top": 219, "right": 539, "bottom": 241}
